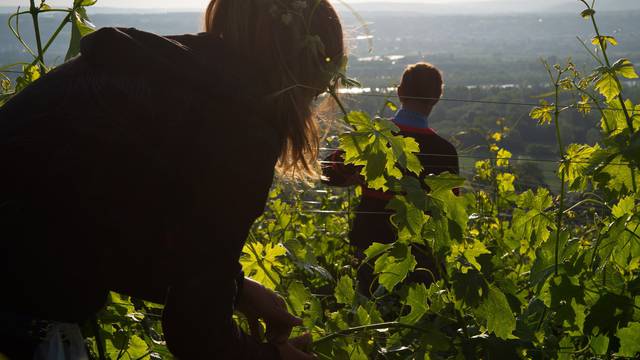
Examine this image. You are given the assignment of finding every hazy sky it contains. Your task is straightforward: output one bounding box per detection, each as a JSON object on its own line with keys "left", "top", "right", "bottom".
{"left": 5, "top": 0, "right": 496, "bottom": 9}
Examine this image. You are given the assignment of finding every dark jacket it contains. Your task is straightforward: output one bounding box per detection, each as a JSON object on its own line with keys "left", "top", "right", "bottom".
{"left": 0, "top": 28, "right": 282, "bottom": 359}
{"left": 322, "top": 123, "right": 459, "bottom": 287}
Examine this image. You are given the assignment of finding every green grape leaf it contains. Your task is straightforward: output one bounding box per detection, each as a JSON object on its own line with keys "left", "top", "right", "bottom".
{"left": 560, "top": 144, "right": 599, "bottom": 190}
{"left": 590, "top": 334, "right": 610, "bottom": 355}
{"left": 452, "top": 270, "right": 488, "bottom": 307}
{"left": 374, "top": 244, "right": 417, "bottom": 291}
{"left": 594, "top": 72, "right": 621, "bottom": 102}
{"left": 584, "top": 293, "right": 634, "bottom": 337}
{"left": 400, "top": 176, "right": 428, "bottom": 210}
{"left": 557, "top": 336, "right": 573, "bottom": 360}
{"left": 612, "top": 58, "right": 639, "bottom": 79}
{"left": 496, "top": 172, "right": 515, "bottom": 193}
{"left": 530, "top": 102, "right": 554, "bottom": 125}
{"left": 65, "top": 10, "right": 96, "bottom": 61}
{"left": 389, "top": 136, "right": 423, "bottom": 176}
{"left": 424, "top": 173, "right": 468, "bottom": 245}
{"left": 602, "top": 99, "right": 633, "bottom": 135}
{"left": 355, "top": 306, "right": 372, "bottom": 325}
{"left": 424, "top": 172, "right": 465, "bottom": 194}
{"left": 580, "top": 9, "right": 595, "bottom": 18}
{"left": 448, "top": 240, "right": 491, "bottom": 273}
{"left": 340, "top": 111, "right": 421, "bottom": 191}
{"left": 363, "top": 242, "right": 394, "bottom": 262}
{"left": 475, "top": 285, "right": 517, "bottom": 340}
{"left": 424, "top": 173, "right": 469, "bottom": 245}
{"left": 596, "top": 155, "right": 636, "bottom": 194}
{"left": 74, "top": 0, "right": 98, "bottom": 6}
{"left": 577, "top": 95, "right": 591, "bottom": 115}
{"left": 540, "top": 275, "right": 586, "bottom": 331}
{"left": 529, "top": 231, "right": 567, "bottom": 287}
{"left": 592, "top": 35, "right": 618, "bottom": 50}
{"left": 335, "top": 276, "right": 355, "bottom": 305}
{"left": 126, "top": 335, "right": 150, "bottom": 359}
{"left": 240, "top": 242, "right": 287, "bottom": 289}
{"left": 612, "top": 196, "right": 636, "bottom": 219}
{"left": 362, "top": 145, "right": 387, "bottom": 189}
{"left": 475, "top": 160, "right": 492, "bottom": 180}
{"left": 387, "top": 196, "right": 427, "bottom": 239}
{"left": 516, "top": 188, "right": 553, "bottom": 211}
{"left": 496, "top": 148, "right": 512, "bottom": 167}
{"left": 612, "top": 221, "right": 640, "bottom": 269}
{"left": 345, "top": 111, "right": 373, "bottom": 130}
{"left": 374, "top": 117, "right": 400, "bottom": 133}
{"left": 617, "top": 322, "right": 640, "bottom": 357}
{"left": 1, "top": 79, "right": 10, "bottom": 92}
{"left": 339, "top": 132, "right": 372, "bottom": 163}
{"left": 288, "top": 281, "right": 311, "bottom": 315}
{"left": 400, "top": 284, "right": 429, "bottom": 324}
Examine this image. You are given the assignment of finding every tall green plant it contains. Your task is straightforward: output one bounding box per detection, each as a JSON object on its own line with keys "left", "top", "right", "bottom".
{"left": 3, "top": 0, "right": 640, "bottom": 359}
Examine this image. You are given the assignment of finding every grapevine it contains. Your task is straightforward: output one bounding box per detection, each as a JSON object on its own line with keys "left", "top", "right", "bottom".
{"left": 1, "top": 1, "right": 640, "bottom": 359}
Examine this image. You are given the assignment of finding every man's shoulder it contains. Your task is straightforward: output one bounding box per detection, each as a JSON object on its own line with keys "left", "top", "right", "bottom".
{"left": 430, "top": 132, "right": 457, "bottom": 154}
{"left": 400, "top": 128, "right": 457, "bottom": 155}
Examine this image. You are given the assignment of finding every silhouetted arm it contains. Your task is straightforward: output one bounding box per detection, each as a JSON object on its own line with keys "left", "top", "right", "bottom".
{"left": 321, "top": 150, "right": 363, "bottom": 187}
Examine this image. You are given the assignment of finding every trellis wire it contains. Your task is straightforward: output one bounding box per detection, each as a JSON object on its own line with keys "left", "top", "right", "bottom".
{"left": 0, "top": 69, "right": 636, "bottom": 113}
{"left": 320, "top": 153, "right": 634, "bottom": 166}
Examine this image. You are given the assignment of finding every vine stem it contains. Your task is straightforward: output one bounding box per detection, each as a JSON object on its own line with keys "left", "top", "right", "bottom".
{"left": 8, "top": 8, "right": 38, "bottom": 59}
{"left": 245, "top": 236, "right": 298, "bottom": 316}
{"left": 29, "top": 0, "right": 45, "bottom": 71}
{"left": 555, "top": 171, "right": 566, "bottom": 276}
{"left": 579, "top": 0, "right": 634, "bottom": 134}
{"left": 92, "top": 316, "right": 108, "bottom": 360}
{"left": 35, "top": 11, "right": 72, "bottom": 67}
{"left": 547, "top": 62, "right": 566, "bottom": 277}
{"left": 579, "top": 0, "right": 638, "bottom": 195}
{"left": 312, "top": 322, "right": 427, "bottom": 346}
{"left": 563, "top": 198, "right": 607, "bottom": 214}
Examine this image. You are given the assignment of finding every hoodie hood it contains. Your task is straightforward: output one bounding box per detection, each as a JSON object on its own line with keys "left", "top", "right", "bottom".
{"left": 79, "top": 27, "right": 261, "bottom": 100}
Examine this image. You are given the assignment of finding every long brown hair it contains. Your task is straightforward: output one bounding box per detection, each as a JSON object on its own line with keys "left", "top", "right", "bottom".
{"left": 205, "top": 0, "right": 344, "bottom": 178}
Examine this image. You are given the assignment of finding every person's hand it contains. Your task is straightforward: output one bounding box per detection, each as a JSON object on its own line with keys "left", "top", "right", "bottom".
{"left": 236, "top": 278, "right": 302, "bottom": 344}
{"left": 276, "top": 334, "right": 315, "bottom": 360}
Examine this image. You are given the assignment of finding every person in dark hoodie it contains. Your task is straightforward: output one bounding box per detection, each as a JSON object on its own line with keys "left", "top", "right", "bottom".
{"left": 322, "top": 63, "right": 459, "bottom": 294}
{"left": 0, "top": 0, "right": 343, "bottom": 359}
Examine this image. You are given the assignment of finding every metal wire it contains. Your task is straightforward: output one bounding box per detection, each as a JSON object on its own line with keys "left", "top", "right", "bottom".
{"left": 1, "top": 68, "right": 635, "bottom": 112}
{"left": 319, "top": 151, "right": 634, "bottom": 166}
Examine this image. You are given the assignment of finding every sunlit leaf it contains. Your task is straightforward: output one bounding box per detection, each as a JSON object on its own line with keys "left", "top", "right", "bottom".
{"left": 591, "top": 35, "right": 618, "bottom": 50}
{"left": 560, "top": 144, "right": 599, "bottom": 190}
{"left": 594, "top": 72, "right": 620, "bottom": 102}
{"left": 385, "top": 100, "right": 398, "bottom": 112}
{"left": 581, "top": 9, "right": 595, "bottom": 18}
{"left": 496, "top": 148, "right": 512, "bottom": 167}
{"left": 374, "top": 244, "right": 417, "bottom": 291}
{"left": 475, "top": 286, "right": 517, "bottom": 340}
{"left": 335, "top": 276, "right": 355, "bottom": 305}
{"left": 496, "top": 172, "right": 515, "bottom": 193}
{"left": 399, "top": 284, "right": 429, "bottom": 324}
{"left": 364, "top": 242, "right": 394, "bottom": 262}
{"left": 617, "top": 322, "right": 640, "bottom": 357}
{"left": 65, "top": 10, "right": 96, "bottom": 61}
{"left": 612, "top": 58, "right": 639, "bottom": 79}
{"left": 240, "top": 242, "right": 287, "bottom": 289}
{"left": 530, "top": 101, "right": 554, "bottom": 125}
{"left": 611, "top": 196, "right": 636, "bottom": 219}
{"left": 448, "top": 240, "right": 491, "bottom": 273}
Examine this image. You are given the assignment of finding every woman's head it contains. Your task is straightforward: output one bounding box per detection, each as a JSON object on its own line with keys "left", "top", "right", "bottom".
{"left": 205, "top": 0, "right": 345, "bottom": 178}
